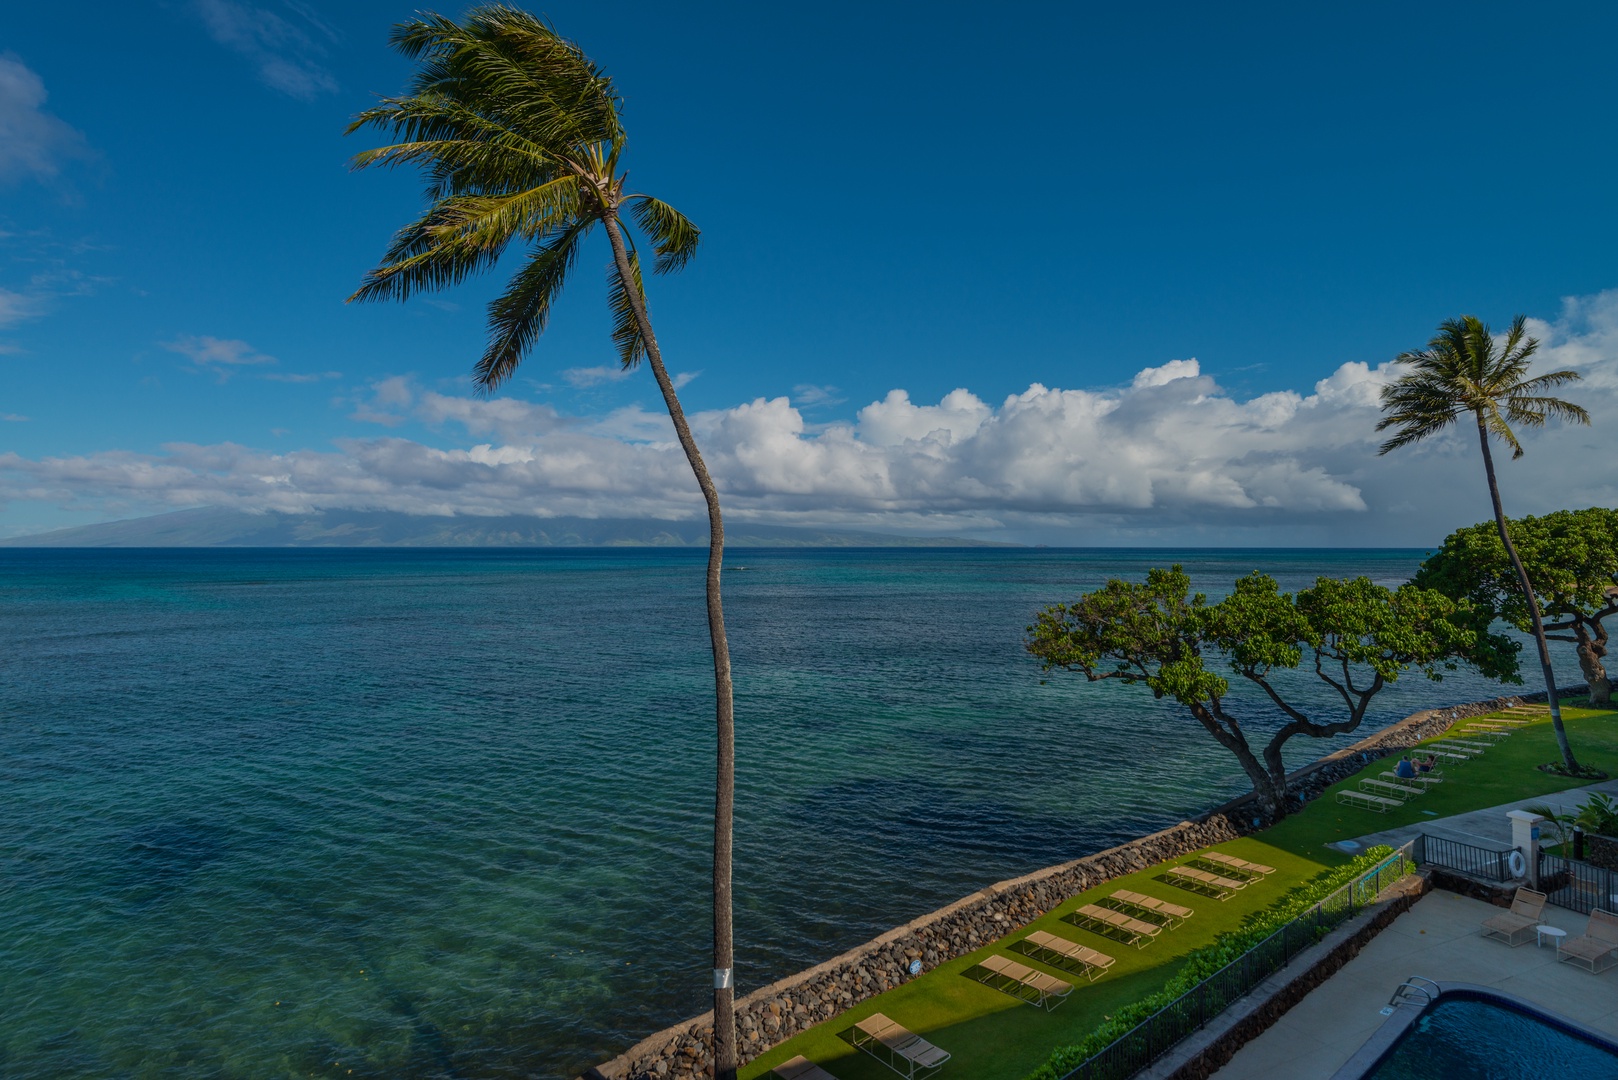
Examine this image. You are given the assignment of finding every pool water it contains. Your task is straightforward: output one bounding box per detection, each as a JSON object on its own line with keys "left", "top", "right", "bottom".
{"left": 1368, "top": 996, "right": 1618, "bottom": 1079}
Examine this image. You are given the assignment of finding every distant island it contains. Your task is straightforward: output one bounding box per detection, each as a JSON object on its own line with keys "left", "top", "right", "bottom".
{"left": 0, "top": 507, "right": 1018, "bottom": 548}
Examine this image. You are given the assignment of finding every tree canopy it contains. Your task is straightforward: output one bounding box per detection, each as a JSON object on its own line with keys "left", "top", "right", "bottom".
{"left": 1416, "top": 508, "right": 1618, "bottom": 704}
{"left": 1028, "top": 568, "right": 1518, "bottom": 818}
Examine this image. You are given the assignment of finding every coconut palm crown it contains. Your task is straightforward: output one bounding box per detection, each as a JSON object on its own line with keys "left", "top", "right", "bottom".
{"left": 346, "top": 8, "right": 742, "bottom": 1077}
{"left": 1377, "top": 314, "right": 1591, "bottom": 773}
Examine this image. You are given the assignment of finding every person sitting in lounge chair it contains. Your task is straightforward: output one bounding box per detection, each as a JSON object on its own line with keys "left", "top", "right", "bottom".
{"left": 1415, "top": 754, "right": 1437, "bottom": 774}
{"left": 1394, "top": 756, "right": 1417, "bottom": 779}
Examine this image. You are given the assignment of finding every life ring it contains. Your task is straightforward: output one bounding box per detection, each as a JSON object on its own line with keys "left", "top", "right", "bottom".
{"left": 1507, "top": 850, "right": 1527, "bottom": 878}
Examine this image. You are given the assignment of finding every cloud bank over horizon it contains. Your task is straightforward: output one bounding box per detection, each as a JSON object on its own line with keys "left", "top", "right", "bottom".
{"left": 6, "top": 291, "right": 1617, "bottom": 546}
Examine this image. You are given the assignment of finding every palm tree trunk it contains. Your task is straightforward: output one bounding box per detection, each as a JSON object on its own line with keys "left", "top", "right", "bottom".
{"left": 1476, "top": 413, "right": 1579, "bottom": 771}
{"left": 603, "top": 216, "right": 738, "bottom": 1079}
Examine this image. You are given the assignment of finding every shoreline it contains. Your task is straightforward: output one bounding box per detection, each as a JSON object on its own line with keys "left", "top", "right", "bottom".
{"left": 579, "top": 686, "right": 1582, "bottom": 1080}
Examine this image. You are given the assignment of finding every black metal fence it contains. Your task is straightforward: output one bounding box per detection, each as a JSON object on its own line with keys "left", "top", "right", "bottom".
{"left": 1539, "top": 852, "right": 1618, "bottom": 915}
{"left": 1056, "top": 844, "right": 1413, "bottom": 1080}
{"left": 1417, "top": 833, "right": 1515, "bottom": 883}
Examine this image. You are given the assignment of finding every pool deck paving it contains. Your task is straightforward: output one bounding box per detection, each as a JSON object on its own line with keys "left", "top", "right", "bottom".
{"left": 1209, "top": 890, "right": 1618, "bottom": 1080}
{"left": 1339, "top": 777, "right": 1618, "bottom": 854}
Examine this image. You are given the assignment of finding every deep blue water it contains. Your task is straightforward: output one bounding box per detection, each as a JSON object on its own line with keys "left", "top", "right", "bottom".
{"left": 1366, "top": 996, "right": 1618, "bottom": 1078}
{"left": 0, "top": 548, "right": 1573, "bottom": 1079}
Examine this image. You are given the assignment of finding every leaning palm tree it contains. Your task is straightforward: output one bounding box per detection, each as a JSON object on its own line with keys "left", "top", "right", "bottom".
{"left": 346, "top": 8, "right": 741, "bottom": 1075}
{"left": 1378, "top": 314, "right": 1590, "bottom": 773}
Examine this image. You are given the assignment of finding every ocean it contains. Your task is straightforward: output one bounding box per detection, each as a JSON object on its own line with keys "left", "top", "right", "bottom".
{"left": 0, "top": 548, "right": 1571, "bottom": 1079}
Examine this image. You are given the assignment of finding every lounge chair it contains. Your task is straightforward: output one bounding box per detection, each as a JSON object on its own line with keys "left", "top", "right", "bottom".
{"left": 1337, "top": 789, "right": 1401, "bottom": 813}
{"left": 1480, "top": 887, "right": 1548, "bottom": 947}
{"left": 1379, "top": 770, "right": 1441, "bottom": 790}
{"left": 1461, "top": 726, "right": 1510, "bottom": 742}
{"left": 1423, "top": 749, "right": 1470, "bottom": 763}
{"left": 774, "top": 1056, "right": 839, "bottom": 1080}
{"left": 1109, "top": 888, "right": 1194, "bottom": 927}
{"left": 850, "top": 1013, "right": 950, "bottom": 1079}
{"left": 1164, "top": 865, "right": 1244, "bottom": 900}
{"left": 1557, "top": 909, "right": 1618, "bottom": 974}
{"left": 1063, "top": 903, "right": 1162, "bottom": 947}
{"left": 1014, "top": 929, "right": 1116, "bottom": 980}
{"left": 1360, "top": 777, "right": 1422, "bottom": 801}
{"left": 1440, "top": 739, "right": 1491, "bottom": 752}
{"left": 969, "top": 953, "right": 1073, "bottom": 1010}
{"left": 1199, "top": 851, "right": 1276, "bottom": 877}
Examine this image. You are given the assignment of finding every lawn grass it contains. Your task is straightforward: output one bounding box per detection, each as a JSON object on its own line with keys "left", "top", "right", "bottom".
{"left": 1258, "top": 705, "right": 1618, "bottom": 863}
{"left": 737, "top": 702, "right": 1617, "bottom": 1080}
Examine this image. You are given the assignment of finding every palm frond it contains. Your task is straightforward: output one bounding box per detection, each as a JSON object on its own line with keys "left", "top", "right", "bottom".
{"left": 1482, "top": 403, "right": 1526, "bottom": 459}
{"left": 1376, "top": 367, "right": 1462, "bottom": 452}
{"left": 1505, "top": 394, "right": 1592, "bottom": 427}
{"left": 475, "top": 220, "right": 590, "bottom": 389}
{"left": 350, "top": 201, "right": 514, "bottom": 303}
{"left": 607, "top": 249, "right": 649, "bottom": 368}
{"left": 383, "top": 7, "right": 621, "bottom": 156}
{"left": 629, "top": 196, "right": 700, "bottom": 274}
{"left": 1506, "top": 369, "right": 1584, "bottom": 394}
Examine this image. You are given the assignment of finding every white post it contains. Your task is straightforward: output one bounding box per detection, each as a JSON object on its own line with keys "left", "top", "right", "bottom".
{"left": 1508, "top": 809, "right": 1544, "bottom": 887}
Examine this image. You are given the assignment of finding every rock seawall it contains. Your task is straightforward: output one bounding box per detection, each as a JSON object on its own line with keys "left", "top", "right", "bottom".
{"left": 579, "top": 687, "right": 1576, "bottom": 1080}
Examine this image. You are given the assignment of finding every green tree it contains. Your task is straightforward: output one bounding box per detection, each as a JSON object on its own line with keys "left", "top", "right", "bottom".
{"left": 1027, "top": 568, "right": 1518, "bottom": 819}
{"left": 346, "top": 9, "right": 741, "bottom": 1073}
{"left": 1378, "top": 314, "right": 1591, "bottom": 773}
{"left": 1416, "top": 508, "right": 1618, "bottom": 705}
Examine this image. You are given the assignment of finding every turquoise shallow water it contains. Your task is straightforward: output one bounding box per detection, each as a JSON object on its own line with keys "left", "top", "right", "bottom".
{"left": 0, "top": 548, "right": 1569, "bottom": 1079}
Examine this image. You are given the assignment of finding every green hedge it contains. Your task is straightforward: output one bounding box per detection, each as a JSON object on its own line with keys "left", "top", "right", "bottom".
{"left": 1021, "top": 846, "right": 1401, "bottom": 1080}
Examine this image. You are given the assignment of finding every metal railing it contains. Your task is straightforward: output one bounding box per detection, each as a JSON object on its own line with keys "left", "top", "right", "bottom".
{"left": 1418, "top": 833, "right": 1515, "bottom": 883}
{"left": 1538, "top": 851, "right": 1618, "bottom": 916}
{"left": 1056, "top": 843, "right": 1414, "bottom": 1080}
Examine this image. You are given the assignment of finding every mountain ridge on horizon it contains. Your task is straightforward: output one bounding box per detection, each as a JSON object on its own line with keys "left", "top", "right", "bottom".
{"left": 0, "top": 507, "right": 1018, "bottom": 549}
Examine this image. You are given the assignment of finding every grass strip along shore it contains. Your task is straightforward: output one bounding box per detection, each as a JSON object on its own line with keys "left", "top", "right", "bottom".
{"left": 738, "top": 704, "right": 1618, "bottom": 1080}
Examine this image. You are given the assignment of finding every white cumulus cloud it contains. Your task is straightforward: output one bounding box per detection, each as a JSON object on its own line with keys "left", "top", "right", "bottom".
{"left": 8, "top": 290, "right": 1618, "bottom": 545}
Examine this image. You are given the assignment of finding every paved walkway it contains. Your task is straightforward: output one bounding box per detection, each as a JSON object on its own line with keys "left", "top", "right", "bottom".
{"left": 1334, "top": 777, "right": 1618, "bottom": 855}
{"left": 1209, "top": 890, "right": 1618, "bottom": 1080}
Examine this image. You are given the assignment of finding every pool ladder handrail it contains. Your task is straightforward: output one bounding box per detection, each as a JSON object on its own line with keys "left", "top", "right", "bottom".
{"left": 1387, "top": 975, "right": 1441, "bottom": 1010}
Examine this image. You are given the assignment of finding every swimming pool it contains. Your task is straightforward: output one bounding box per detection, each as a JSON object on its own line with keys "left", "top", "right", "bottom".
{"left": 1332, "top": 982, "right": 1618, "bottom": 1079}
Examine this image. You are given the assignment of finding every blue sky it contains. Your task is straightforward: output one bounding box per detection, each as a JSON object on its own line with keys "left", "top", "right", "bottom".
{"left": 2, "top": 1, "right": 1615, "bottom": 543}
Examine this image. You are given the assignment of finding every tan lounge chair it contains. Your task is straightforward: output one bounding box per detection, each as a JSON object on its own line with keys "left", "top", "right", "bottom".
{"left": 969, "top": 953, "right": 1073, "bottom": 1009}
{"left": 1481, "top": 887, "right": 1548, "bottom": 947}
{"left": 1015, "top": 929, "right": 1115, "bottom": 981}
{"left": 1196, "top": 851, "right": 1276, "bottom": 879}
{"left": 1064, "top": 902, "right": 1162, "bottom": 947}
{"left": 774, "top": 1055, "right": 839, "bottom": 1080}
{"left": 851, "top": 1013, "right": 950, "bottom": 1079}
{"left": 1440, "top": 739, "right": 1491, "bottom": 752}
{"left": 1337, "top": 789, "right": 1400, "bottom": 813}
{"left": 1165, "top": 865, "right": 1244, "bottom": 900}
{"left": 1557, "top": 909, "right": 1618, "bottom": 973}
{"left": 1110, "top": 888, "right": 1194, "bottom": 927}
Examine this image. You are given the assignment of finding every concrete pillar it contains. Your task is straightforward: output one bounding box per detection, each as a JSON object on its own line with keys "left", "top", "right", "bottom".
{"left": 1508, "top": 809, "right": 1544, "bottom": 887}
